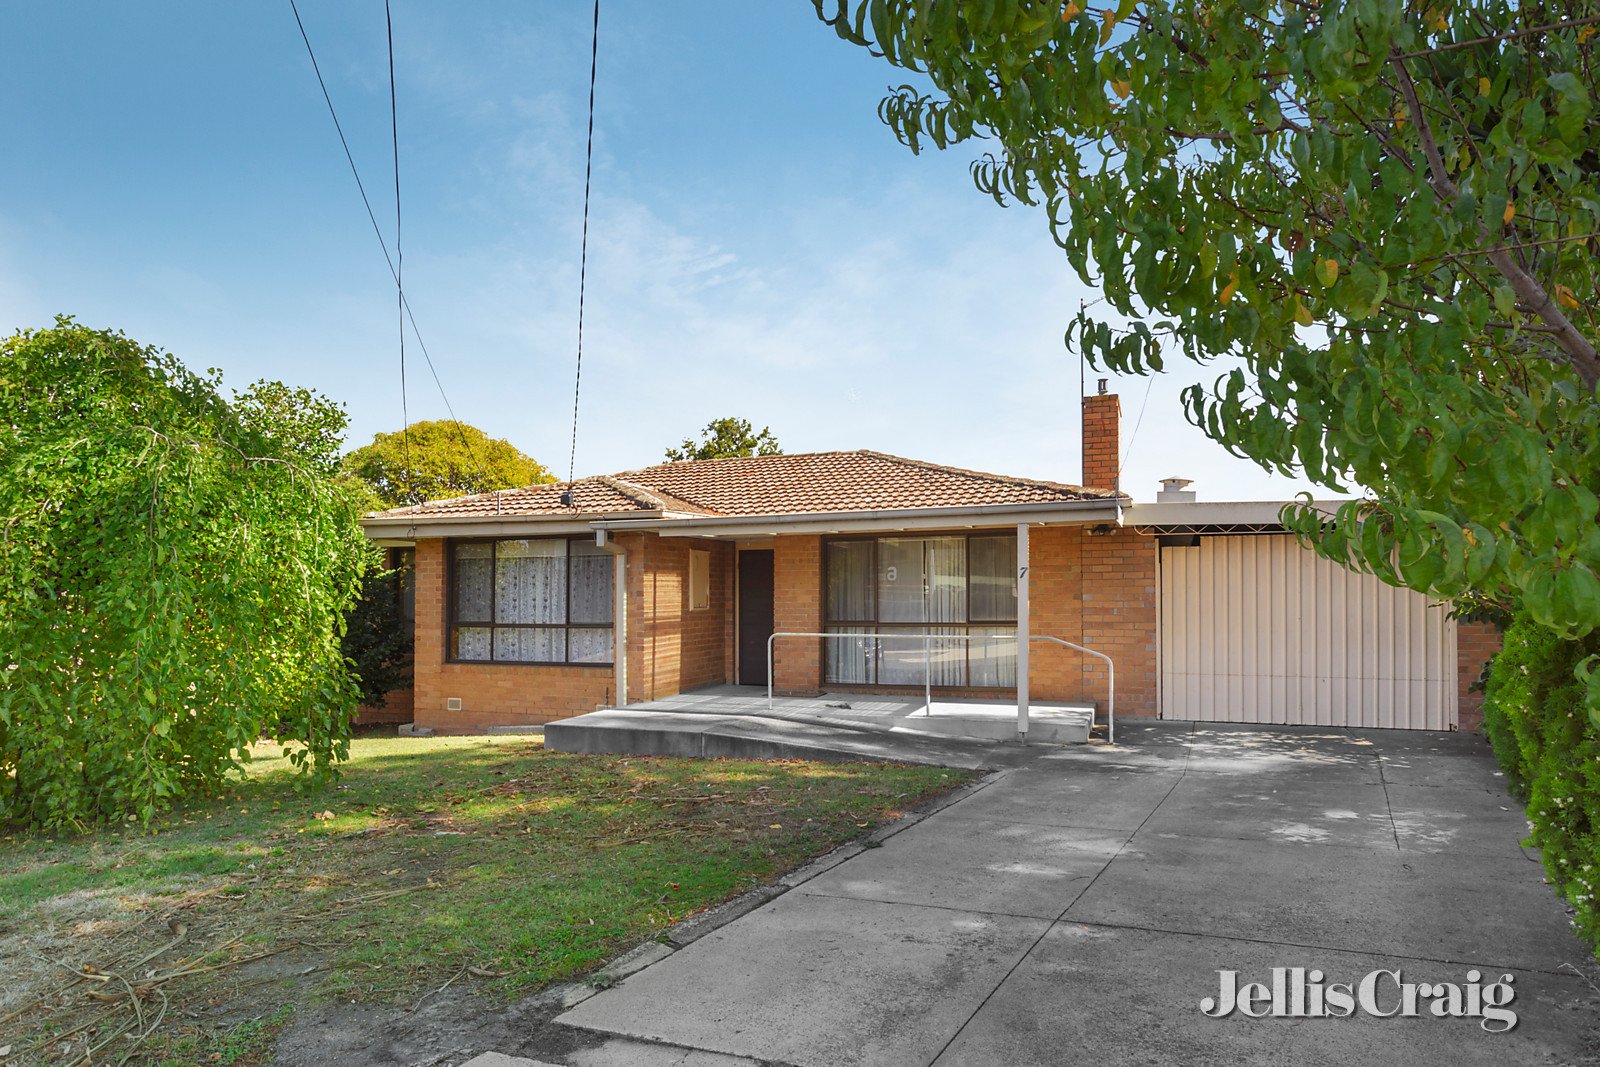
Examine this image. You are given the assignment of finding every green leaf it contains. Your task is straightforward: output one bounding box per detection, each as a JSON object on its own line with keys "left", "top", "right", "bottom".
{"left": 1492, "top": 285, "right": 1516, "bottom": 318}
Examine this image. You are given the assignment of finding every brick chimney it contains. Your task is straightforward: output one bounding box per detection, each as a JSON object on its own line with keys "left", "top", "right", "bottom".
{"left": 1081, "top": 379, "right": 1121, "bottom": 492}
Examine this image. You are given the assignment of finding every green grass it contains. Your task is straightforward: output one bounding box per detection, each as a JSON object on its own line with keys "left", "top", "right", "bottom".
{"left": 151, "top": 1005, "right": 294, "bottom": 1067}
{"left": 2, "top": 734, "right": 967, "bottom": 1061}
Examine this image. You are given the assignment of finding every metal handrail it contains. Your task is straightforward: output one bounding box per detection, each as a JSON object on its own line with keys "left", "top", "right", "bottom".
{"left": 764, "top": 631, "right": 1115, "bottom": 744}
{"left": 1029, "top": 635, "right": 1115, "bottom": 745}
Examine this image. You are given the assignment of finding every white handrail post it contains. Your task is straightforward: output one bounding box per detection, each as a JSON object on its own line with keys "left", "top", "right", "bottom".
{"left": 1016, "top": 523, "right": 1030, "bottom": 741}
{"left": 924, "top": 634, "right": 932, "bottom": 715}
{"left": 767, "top": 632, "right": 776, "bottom": 714}
{"left": 1107, "top": 656, "right": 1115, "bottom": 745}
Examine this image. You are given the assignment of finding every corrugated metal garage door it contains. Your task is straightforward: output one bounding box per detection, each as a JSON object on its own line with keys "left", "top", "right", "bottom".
{"left": 1159, "top": 535, "right": 1457, "bottom": 729}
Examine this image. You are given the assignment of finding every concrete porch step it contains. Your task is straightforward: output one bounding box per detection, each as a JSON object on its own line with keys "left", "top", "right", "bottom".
{"left": 862, "top": 702, "right": 1095, "bottom": 744}
{"left": 542, "top": 709, "right": 1012, "bottom": 769}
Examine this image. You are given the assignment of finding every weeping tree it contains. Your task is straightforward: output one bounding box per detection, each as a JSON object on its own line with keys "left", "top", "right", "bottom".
{"left": 815, "top": 0, "right": 1600, "bottom": 714}
{"left": 0, "top": 320, "right": 371, "bottom": 828}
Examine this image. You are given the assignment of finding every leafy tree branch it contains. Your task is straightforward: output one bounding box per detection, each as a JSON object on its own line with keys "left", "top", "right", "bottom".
{"left": 814, "top": 0, "right": 1600, "bottom": 715}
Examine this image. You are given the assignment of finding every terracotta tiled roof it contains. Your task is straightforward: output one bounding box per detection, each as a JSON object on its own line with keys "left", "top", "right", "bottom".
{"left": 364, "top": 450, "right": 1114, "bottom": 522}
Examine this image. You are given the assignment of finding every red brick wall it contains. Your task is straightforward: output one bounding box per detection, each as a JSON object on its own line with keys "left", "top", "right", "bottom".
{"left": 621, "top": 533, "right": 734, "bottom": 703}
{"left": 1024, "top": 525, "right": 1159, "bottom": 718}
{"left": 773, "top": 535, "right": 823, "bottom": 693}
{"left": 405, "top": 521, "right": 1484, "bottom": 733}
{"left": 1027, "top": 524, "right": 1084, "bottom": 702}
{"left": 1082, "top": 392, "right": 1122, "bottom": 492}
{"left": 355, "top": 686, "right": 413, "bottom": 725}
{"left": 410, "top": 538, "right": 613, "bottom": 733}
{"left": 1079, "top": 528, "right": 1159, "bottom": 717}
{"left": 1457, "top": 620, "right": 1503, "bottom": 733}
{"left": 761, "top": 526, "right": 1157, "bottom": 717}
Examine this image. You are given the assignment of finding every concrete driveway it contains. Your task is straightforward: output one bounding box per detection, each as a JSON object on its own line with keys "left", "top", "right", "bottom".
{"left": 552, "top": 723, "right": 1600, "bottom": 1066}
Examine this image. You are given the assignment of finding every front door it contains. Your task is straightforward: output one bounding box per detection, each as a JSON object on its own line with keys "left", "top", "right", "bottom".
{"left": 737, "top": 550, "right": 775, "bottom": 686}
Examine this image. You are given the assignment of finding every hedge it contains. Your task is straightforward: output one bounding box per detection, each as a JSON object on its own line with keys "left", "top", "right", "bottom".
{"left": 1480, "top": 613, "right": 1600, "bottom": 953}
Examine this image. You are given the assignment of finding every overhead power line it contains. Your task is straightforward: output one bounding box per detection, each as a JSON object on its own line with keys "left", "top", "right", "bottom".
{"left": 385, "top": 0, "right": 412, "bottom": 500}
{"left": 287, "top": 0, "right": 492, "bottom": 492}
{"left": 564, "top": 0, "right": 602, "bottom": 503}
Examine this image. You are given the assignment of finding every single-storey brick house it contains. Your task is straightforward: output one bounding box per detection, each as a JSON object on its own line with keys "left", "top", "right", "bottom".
{"left": 362, "top": 391, "right": 1500, "bottom": 735}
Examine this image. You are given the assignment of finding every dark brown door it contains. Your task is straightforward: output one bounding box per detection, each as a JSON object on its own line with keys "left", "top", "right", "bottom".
{"left": 737, "top": 550, "right": 775, "bottom": 686}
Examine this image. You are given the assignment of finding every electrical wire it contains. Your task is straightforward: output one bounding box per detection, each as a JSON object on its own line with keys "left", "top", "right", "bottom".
{"left": 564, "top": 0, "right": 602, "bottom": 505}
{"left": 287, "top": 0, "right": 492, "bottom": 491}
{"left": 385, "top": 0, "right": 412, "bottom": 502}
{"left": 1118, "top": 372, "right": 1158, "bottom": 488}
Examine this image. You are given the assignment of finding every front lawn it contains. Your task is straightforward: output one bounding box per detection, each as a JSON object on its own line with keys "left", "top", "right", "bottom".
{"left": 0, "top": 734, "right": 966, "bottom": 1065}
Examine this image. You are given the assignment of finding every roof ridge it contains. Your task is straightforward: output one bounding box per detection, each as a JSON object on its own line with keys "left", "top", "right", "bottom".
{"left": 595, "top": 474, "right": 667, "bottom": 511}
{"left": 600, "top": 474, "right": 721, "bottom": 516}
{"left": 857, "top": 450, "right": 1106, "bottom": 497}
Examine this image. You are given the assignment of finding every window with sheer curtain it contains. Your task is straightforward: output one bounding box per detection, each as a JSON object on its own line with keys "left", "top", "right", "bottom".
{"left": 449, "top": 538, "right": 614, "bottom": 664}
{"left": 823, "top": 534, "right": 1017, "bottom": 688}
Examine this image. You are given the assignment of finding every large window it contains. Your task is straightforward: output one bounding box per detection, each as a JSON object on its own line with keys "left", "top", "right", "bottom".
{"left": 449, "top": 538, "right": 613, "bottom": 664}
{"left": 824, "top": 534, "right": 1017, "bottom": 688}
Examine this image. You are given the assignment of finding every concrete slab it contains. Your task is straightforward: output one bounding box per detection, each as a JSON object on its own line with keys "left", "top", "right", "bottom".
{"left": 937, "top": 765, "right": 1182, "bottom": 831}
{"left": 699, "top": 716, "right": 1001, "bottom": 769}
{"left": 543, "top": 708, "right": 1004, "bottom": 770}
{"left": 1140, "top": 774, "right": 1399, "bottom": 850}
{"left": 460, "top": 1055, "right": 558, "bottom": 1067}
{"left": 796, "top": 814, "right": 1127, "bottom": 919}
{"left": 1033, "top": 720, "right": 1195, "bottom": 767}
{"left": 1181, "top": 727, "right": 1384, "bottom": 782}
{"left": 1378, "top": 750, "right": 1513, "bottom": 790}
{"left": 1386, "top": 781, "right": 1533, "bottom": 855}
{"left": 562, "top": 1037, "right": 765, "bottom": 1066}
{"left": 867, "top": 701, "right": 1093, "bottom": 744}
{"left": 558, "top": 892, "right": 1049, "bottom": 1067}
{"left": 529, "top": 724, "right": 1596, "bottom": 1066}
{"left": 610, "top": 684, "right": 1097, "bottom": 744}
{"left": 934, "top": 922, "right": 1600, "bottom": 1067}
{"left": 1349, "top": 727, "right": 1493, "bottom": 755}
{"left": 1065, "top": 833, "right": 1579, "bottom": 972}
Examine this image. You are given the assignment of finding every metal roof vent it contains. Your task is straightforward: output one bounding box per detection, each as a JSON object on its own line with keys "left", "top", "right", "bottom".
{"left": 1157, "top": 477, "right": 1196, "bottom": 503}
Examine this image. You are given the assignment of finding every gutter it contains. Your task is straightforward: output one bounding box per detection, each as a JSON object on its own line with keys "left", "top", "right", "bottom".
{"left": 358, "top": 509, "right": 672, "bottom": 541}
{"left": 589, "top": 497, "right": 1128, "bottom": 538}
{"left": 359, "top": 497, "right": 1130, "bottom": 543}
{"left": 1124, "top": 498, "right": 1346, "bottom": 529}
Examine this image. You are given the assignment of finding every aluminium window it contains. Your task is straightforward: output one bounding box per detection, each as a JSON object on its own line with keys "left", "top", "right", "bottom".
{"left": 823, "top": 534, "right": 1017, "bottom": 688}
{"left": 448, "top": 537, "right": 613, "bottom": 664}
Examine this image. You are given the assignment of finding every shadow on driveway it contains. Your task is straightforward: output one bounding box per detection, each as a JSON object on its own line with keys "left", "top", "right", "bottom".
{"left": 545, "top": 722, "right": 1599, "bottom": 1066}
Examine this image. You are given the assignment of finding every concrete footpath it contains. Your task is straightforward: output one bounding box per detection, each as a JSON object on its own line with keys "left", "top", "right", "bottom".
{"left": 490, "top": 723, "right": 1600, "bottom": 1066}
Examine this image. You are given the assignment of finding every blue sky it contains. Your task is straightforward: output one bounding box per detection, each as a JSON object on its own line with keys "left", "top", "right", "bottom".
{"left": 0, "top": 2, "right": 1324, "bottom": 503}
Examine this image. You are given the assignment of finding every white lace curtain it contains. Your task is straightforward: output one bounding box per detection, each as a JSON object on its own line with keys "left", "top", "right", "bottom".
{"left": 451, "top": 539, "right": 614, "bottom": 663}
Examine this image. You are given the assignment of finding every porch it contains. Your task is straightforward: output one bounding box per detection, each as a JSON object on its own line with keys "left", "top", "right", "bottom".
{"left": 628, "top": 684, "right": 1096, "bottom": 744}
{"left": 540, "top": 684, "right": 1099, "bottom": 766}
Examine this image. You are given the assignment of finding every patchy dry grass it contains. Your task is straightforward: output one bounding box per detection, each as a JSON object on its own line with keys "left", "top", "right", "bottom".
{"left": 0, "top": 733, "right": 967, "bottom": 1064}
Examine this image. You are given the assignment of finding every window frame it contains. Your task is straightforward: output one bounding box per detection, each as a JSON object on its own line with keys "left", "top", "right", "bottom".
{"left": 445, "top": 536, "right": 614, "bottom": 667}
{"left": 821, "top": 532, "right": 1018, "bottom": 689}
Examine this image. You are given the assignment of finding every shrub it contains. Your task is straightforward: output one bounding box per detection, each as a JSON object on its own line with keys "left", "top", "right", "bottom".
{"left": 342, "top": 561, "right": 413, "bottom": 708}
{"left": 0, "top": 320, "right": 370, "bottom": 829}
{"left": 1481, "top": 613, "right": 1600, "bottom": 951}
